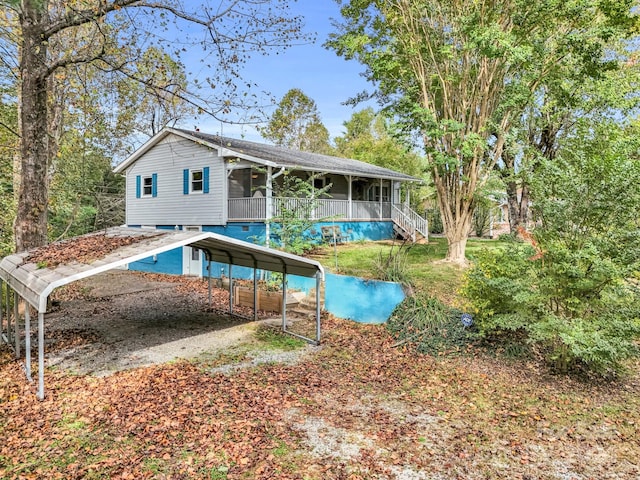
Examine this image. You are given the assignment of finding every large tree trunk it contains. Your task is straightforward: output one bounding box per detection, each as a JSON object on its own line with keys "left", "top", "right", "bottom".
{"left": 444, "top": 218, "right": 471, "bottom": 265}
{"left": 506, "top": 181, "right": 530, "bottom": 234}
{"left": 434, "top": 170, "right": 475, "bottom": 265}
{"left": 14, "top": 2, "right": 50, "bottom": 252}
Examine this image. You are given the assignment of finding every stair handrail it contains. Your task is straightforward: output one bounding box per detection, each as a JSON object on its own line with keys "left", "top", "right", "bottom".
{"left": 392, "top": 204, "right": 429, "bottom": 242}
{"left": 391, "top": 205, "right": 416, "bottom": 242}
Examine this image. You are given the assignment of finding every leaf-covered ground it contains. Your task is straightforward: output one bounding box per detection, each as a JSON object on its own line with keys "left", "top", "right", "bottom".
{"left": 1, "top": 311, "right": 639, "bottom": 480}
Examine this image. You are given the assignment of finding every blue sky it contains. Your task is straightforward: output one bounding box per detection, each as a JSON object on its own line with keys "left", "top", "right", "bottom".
{"left": 194, "top": 1, "right": 373, "bottom": 142}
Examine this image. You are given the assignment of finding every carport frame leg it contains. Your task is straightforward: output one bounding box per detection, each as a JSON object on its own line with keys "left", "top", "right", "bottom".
{"left": 14, "top": 296, "right": 20, "bottom": 358}
{"left": 37, "top": 312, "right": 45, "bottom": 400}
{"left": 25, "top": 305, "right": 32, "bottom": 381}
{"left": 0, "top": 280, "right": 4, "bottom": 343}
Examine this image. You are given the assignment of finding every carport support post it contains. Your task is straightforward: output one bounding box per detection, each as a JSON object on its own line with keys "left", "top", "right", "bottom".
{"left": 12, "top": 291, "right": 18, "bottom": 348}
{"left": 0, "top": 282, "right": 11, "bottom": 343}
{"left": 253, "top": 265, "right": 258, "bottom": 322}
{"left": 315, "top": 271, "right": 322, "bottom": 343}
{"left": 24, "top": 305, "right": 31, "bottom": 381}
{"left": 14, "top": 297, "right": 20, "bottom": 358}
{"left": 207, "top": 258, "right": 212, "bottom": 308}
{"left": 0, "top": 280, "right": 3, "bottom": 343}
{"left": 228, "top": 264, "right": 233, "bottom": 315}
{"left": 37, "top": 312, "right": 45, "bottom": 400}
{"left": 4, "top": 285, "right": 10, "bottom": 342}
{"left": 281, "top": 272, "right": 287, "bottom": 331}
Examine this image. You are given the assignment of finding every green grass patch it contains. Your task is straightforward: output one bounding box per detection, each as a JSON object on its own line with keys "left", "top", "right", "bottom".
{"left": 255, "top": 325, "right": 307, "bottom": 351}
{"left": 313, "top": 237, "right": 506, "bottom": 304}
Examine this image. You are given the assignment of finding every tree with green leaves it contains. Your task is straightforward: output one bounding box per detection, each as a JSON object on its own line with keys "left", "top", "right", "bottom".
{"left": 327, "top": 0, "right": 639, "bottom": 264}
{"left": 334, "top": 107, "right": 429, "bottom": 211}
{"left": 0, "top": 89, "right": 17, "bottom": 256}
{"left": 335, "top": 107, "right": 423, "bottom": 176}
{"left": 268, "top": 171, "right": 333, "bottom": 255}
{"left": 0, "top": 0, "right": 309, "bottom": 252}
{"left": 115, "top": 47, "right": 196, "bottom": 139}
{"left": 498, "top": 39, "right": 640, "bottom": 234}
{"left": 462, "top": 120, "right": 640, "bottom": 376}
{"left": 258, "top": 88, "right": 331, "bottom": 153}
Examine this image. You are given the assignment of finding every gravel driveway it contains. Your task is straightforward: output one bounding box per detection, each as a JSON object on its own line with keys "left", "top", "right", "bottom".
{"left": 43, "top": 270, "right": 284, "bottom": 376}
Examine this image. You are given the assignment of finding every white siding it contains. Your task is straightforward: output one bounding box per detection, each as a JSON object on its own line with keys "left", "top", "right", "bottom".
{"left": 125, "top": 135, "right": 227, "bottom": 226}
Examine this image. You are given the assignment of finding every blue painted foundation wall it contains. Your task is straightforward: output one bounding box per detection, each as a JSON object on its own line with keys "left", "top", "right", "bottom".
{"left": 128, "top": 221, "right": 394, "bottom": 278}
{"left": 205, "top": 221, "right": 394, "bottom": 246}
{"left": 287, "top": 273, "right": 405, "bottom": 324}
{"left": 126, "top": 221, "right": 403, "bottom": 322}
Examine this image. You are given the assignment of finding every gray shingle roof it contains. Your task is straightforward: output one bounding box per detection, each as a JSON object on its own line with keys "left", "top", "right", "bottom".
{"left": 174, "top": 128, "right": 419, "bottom": 182}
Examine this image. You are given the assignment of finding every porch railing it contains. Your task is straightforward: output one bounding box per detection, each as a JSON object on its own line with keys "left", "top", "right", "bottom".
{"left": 228, "top": 197, "right": 393, "bottom": 221}
{"left": 228, "top": 197, "right": 266, "bottom": 220}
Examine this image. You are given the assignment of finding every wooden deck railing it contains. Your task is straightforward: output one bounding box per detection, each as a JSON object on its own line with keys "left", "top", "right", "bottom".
{"left": 392, "top": 204, "right": 429, "bottom": 241}
{"left": 228, "top": 197, "right": 266, "bottom": 220}
{"left": 228, "top": 197, "right": 393, "bottom": 221}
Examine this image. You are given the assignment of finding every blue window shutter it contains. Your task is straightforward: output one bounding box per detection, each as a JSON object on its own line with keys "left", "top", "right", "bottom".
{"left": 183, "top": 169, "right": 189, "bottom": 194}
{"left": 152, "top": 173, "right": 158, "bottom": 197}
{"left": 135, "top": 175, "right": 141, "bottom": 198}
{"left": 203, "top": 167, "right": 210, "bottom": 194}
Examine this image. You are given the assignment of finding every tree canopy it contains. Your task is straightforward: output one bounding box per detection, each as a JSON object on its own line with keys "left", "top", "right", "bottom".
{"left": 0, "top": 0, "right": 310, "bottom": 251}
{"left": 258, "top": 88, "right": 331, "bottom": 154}
{"left": 327, "top": 0, "right": 639, "bottom": 263}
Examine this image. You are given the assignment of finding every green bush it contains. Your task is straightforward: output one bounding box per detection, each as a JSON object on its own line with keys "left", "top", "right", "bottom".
{"left": 462, "top": 123, "right": 640, "bottom": 377}
{"left": 387, "top": 293, "right": 473, "bottom": 356}
{"left": 461, "top": 246, "right": 640, "bottom": 375}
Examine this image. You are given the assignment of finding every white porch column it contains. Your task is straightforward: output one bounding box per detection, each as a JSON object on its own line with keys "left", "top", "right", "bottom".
{"left": 265, "top": 166, "right": 273, "bottom": 247}
{"left": 348, "top": 175, "right": 353, "bottom": 220}
{"left": 379, "top": 178, "right": 383, "bottom": 219}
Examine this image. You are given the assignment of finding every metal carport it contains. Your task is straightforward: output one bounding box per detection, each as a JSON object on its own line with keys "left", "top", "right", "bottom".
{"left": 0, "top": 227, "right": 324, "bottom": 399}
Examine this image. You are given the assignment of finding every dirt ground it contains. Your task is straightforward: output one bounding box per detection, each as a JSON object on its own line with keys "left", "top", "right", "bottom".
{"left": 43, "top": 270, "right": 299, "bottom": 376}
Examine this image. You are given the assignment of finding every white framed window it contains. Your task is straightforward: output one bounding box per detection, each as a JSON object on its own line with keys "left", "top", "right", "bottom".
{"left": 183, "top": 167, "right": 209, "bottom": 195}
{"left": 136, "top": 173, "right": 157, "bottom": 198}
{"left": 191, "top": 169, "right": 203, "bottom": 193}
{"left": 142, "top": 176, "right": 153, "bottom": 197}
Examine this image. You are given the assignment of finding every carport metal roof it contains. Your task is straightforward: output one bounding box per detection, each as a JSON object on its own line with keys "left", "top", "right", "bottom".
{"left": 0, "top": 227, "right": 324, "bottom": 399}
{"left": 0, "top": 227, "right": 324, "bottom": 314}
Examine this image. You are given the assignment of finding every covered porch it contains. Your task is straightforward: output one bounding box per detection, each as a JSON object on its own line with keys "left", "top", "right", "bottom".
{"left": 226, "top": 166, "right": 428, "bottom": 241}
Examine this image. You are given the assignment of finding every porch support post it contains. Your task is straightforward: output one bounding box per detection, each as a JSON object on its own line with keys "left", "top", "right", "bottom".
{"left": 265, "top": 166, "right": 273, "bottom": 248}
{"left": 25, "top": 305, "right": 31, "bottom": 381}
{"left": 379, "top": 178, "right": 383, "bottom": 219}
{"left": 37, "top": 311, "right": 45, "bottom": 400}
{"left": 348, "top": 175, "right": 353, "bottom": 220}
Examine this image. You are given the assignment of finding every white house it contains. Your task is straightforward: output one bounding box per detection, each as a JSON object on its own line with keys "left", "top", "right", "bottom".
{"left": 114, "top": 127, "right": 427, "bottom": 277}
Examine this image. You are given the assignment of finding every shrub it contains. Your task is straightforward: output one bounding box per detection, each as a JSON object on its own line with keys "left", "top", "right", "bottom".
{"left": 462, "top": 124, "right": 640, "bottom": 376}
{"left": 372, "top": 241, "right": 412, "bottom": 285}
{"left": 387, "top": 293, "right": 473, "bottom": 356}
{"left": 461, "top": 245, "right": 640, "bottom": 375}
